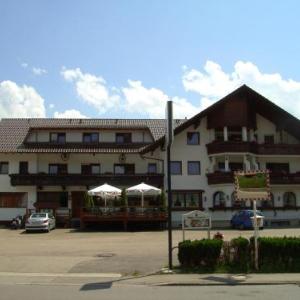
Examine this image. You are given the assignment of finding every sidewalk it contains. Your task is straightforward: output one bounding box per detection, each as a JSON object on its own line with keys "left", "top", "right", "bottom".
{"left": 123, "top": 273, "right": 300, "bottom": 286}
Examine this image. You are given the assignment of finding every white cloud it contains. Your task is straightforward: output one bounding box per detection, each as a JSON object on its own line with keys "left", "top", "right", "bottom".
{"left": 182, "top": 60, "right": 300, "bottom": 118}
{"left": 53, "top": 109, "right": 88, "bottom": 118}
{"left": 21, "top": 62, "right": 28, "bottom": 68}
{"left": 32, "top": 67, "right": 47, "bottom": 76}
{"left": 61, "top": 67, "right": 119, "bottom": 114}
{"left": 49, "top": 103, "right": 55, "bottom": 109}
{"left": 122, "top": 80, "right": 199, "bottom": 118}
{"left": 0, "top": 80, "right": 46, "bottom": 118}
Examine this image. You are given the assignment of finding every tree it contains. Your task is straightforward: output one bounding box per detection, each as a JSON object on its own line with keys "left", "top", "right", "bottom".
{"left": 120, "top": 188, "right": 128, "bottom": 208}
{"left": 84, "top": 192, "right": 94, "bottom": 208}
{"left": 160, "top": 190, "right": 167, "bottom": 211}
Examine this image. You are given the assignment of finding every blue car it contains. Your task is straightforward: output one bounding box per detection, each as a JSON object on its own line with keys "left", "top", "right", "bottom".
{"left": 230, "top": 210, "right": 264, "bottom": 230}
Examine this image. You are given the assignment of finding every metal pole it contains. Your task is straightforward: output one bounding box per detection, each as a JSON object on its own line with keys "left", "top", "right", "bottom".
{"left": 253, "top": 200, "right": 259, "bottom": 270}
{"left": 167, "top": 144, "right": 173, "bottom": 269}
{"left": 182, "top": 214, "right": 185, "bottom": 241}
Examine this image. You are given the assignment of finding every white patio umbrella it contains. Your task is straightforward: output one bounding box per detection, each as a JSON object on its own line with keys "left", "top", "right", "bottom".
{"left": 88, "top": 183, "right": 121, "bottom": 209}
{"left": 126, "top": 182, "right": 161, "bottom": 209}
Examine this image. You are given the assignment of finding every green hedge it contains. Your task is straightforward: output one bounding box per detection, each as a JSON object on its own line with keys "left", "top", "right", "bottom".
{"left": 229, "top": 237, "right": 250, "bottom": 272}
{"left": 258, "top": 237, "right": 300, "bottom": 272}
{"left": 178, "top": 236, "right": 300, "bottom": 273}
{"left": 178, "top": 239, "right": 223, "bottom": 271}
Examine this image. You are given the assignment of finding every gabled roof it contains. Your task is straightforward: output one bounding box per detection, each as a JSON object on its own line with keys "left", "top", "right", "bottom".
{"left": 0, "top": 118, "right": 185, "bottom": 153}
{"left": 141, "top": 85, "right": 300, "bottom": 153}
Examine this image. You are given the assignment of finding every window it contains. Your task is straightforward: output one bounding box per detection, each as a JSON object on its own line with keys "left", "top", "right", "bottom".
{"left": 170, "top": 161, "right": 182, "bottom": 175}
{"left": 0, "top": 162, "right": 9, "bottom": 174}
{"left": 19, "top": 161, "right": 28, "bottom": 174}
{"left": 187, "top": 132, "right": 200, "bottom": 145}
{"left": 172, "top": 191, "right": 202, "bottom": 209}
{"left": 0, "top": 192, "right": 27, "bottom": 208}
{"left": 50, "top": 132, "right": 66, "bottom": 143}
{"left": 83, "top": 132, "right": 99, "bottom": 143}
{"left": 114, "top": 164, "right": 135, "bottom": 175}
{"left": 264, "top": 135, "right": 274, "bottom": 144}
{"left": 148, "top": 163, "right": 157, "bottom": 174}
{"left": 59, "top": 192, "right": 68, "bottom": 208}
{"left": 215, "top": 129, "right": 224, "bottom": 141}
{"left": 188, "top": 161, "right": 200, "bottom": 175}
{"left": 228, "top": 127, "right": 242, "bottom": 142}
{"left": 266, "top": 163, "right": 289, "bottom": 173}
{"left": 91, "top": 164, "right": 101, "bottom": 174}
{"left": 283, "top": 192, "right": 296, "bottom": 208}
{"left": 213, "top": 191, "right": 226, "bottom": 208}
{"left": 81, "top": 164, "right": 101, "bottom": 175}
{"left": 49, "top": 164, "right": 67, "bottom": 175}
{"left": 260, "top": 193, "right": 274, "bottom": 208}
{"left": 116, "top": 133, "right": 132, "bottom": 143}
{"left": 218, "top": 162, "right": 243, "bottom": 172}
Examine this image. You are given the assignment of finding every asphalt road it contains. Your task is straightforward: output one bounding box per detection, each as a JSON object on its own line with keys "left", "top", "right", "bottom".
{"left": 1, "top": 283, "right": 300, "bottom": 300}
{"left": 0, "top": 228, "right": 299, "bottom": 275}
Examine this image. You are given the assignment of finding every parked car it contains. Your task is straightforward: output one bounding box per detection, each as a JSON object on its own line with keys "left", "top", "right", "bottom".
{"left": 25, "top": 213, "right": 56, "bottom": 233}
{"left": 230, "top": 210, "right": 264, "bottom": 230}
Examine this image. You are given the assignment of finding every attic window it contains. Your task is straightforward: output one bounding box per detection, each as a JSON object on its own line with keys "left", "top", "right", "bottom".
{"left": 50, "top": 132, "right": 66, "bottom": 144}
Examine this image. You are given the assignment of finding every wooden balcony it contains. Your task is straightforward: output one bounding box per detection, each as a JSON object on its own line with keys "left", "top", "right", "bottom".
{"left": 206, "top": 141, "right": 300, "bottom": 155}
{"left": 10, "top": 173, "right": 164, "bottom": 187}
{"left": 207, "top": 171, "right": 300, "bottom": 185}
{"left": 206, "top": 172, "right": 234, "bottom": 185}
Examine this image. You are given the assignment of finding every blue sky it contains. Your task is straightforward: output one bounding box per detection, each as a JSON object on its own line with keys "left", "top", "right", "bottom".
{"left": 1, "top": 0, "right": 300, "bottom": 119}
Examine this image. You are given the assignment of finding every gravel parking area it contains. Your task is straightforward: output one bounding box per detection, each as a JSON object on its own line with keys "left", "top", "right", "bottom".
{"left": 0, "top": 228, "right": 299, "bottom": 275}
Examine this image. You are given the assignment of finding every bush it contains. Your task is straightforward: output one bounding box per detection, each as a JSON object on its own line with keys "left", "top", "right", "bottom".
{"left": 229, "top": 237, "right": 250, "bottom": 272}
{"left": 258, "top": 237, "right": 300, "bottom": 272}
{"left": 178, "top": 239, "right": 223, "bottom": 271}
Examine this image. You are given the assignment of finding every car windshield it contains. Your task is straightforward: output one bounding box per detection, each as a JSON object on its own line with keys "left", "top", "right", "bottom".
{"left": 31, "top": 213, "right": 47, "bottom": 218}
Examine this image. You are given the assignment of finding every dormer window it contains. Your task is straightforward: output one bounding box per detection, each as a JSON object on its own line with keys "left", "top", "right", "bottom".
{"left": 116, "top": 133, "right": 132, "bottom": 143}
{"left": 83, "top": 132, "right": 99, "bottom": 143}
{"left": 50, "top": 132, "right": 66, "bottom": 144}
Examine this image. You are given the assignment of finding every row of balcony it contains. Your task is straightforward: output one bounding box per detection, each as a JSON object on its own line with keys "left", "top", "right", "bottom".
{"left": 10, "top": 173, "right": 164, "bottom": 187}
{"left": 206, "top": 141, "right": 300, "bottom": 155}
{"left": 207, "top": 171, "right": 300, "bottom": 185}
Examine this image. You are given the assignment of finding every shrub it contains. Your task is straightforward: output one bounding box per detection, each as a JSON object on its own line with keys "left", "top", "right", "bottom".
{"left": 229, "top": 237, "right": 250, "bottom": 272}
{"left": 120, "top": 188, "right": 128, "bottom": 208}
{"left": 258, "top": 237, "right": 300, "bottom": 272}
{"left": 84, "top": 192, "right": 94, "bottom": 208}
{"left": 178, "top": 239, "right": 223, "bottom": 271}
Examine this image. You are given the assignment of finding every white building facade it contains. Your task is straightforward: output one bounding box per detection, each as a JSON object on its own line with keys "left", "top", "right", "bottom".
{"left": 1, "top": 85, "right": 300, "bottom": 227}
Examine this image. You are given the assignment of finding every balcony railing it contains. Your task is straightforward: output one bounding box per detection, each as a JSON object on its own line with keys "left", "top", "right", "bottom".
{"left": 10, "top": 173, "right": 164, "bottom": 187}
{"left": 206, "top": 141, "right": 300, "bottom": 155}
{"left": 80, "top": 206, "right": 167, "bottom": 223}
{"left": 207, "top": 171, "right": 300, "bottom": 185}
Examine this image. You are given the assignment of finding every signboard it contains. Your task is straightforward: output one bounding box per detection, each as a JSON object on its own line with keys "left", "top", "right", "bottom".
{"left": 234, "top": 170, "right": 270, "bottom": 201}
{"left": 234, "top": 170, "right": 270, "bottom": 270}
{"left": 182, "top": 210, "right": 211, "bottom": 240}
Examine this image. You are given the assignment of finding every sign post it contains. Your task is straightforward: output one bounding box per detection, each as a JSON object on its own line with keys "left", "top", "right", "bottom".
{"left": 234, "top": 170, "right": 270, "bottom": 270}
{"left": 182, "top": 210, "right": 212, "bottom": 241}
{"left": 166, "top": 101, "right": 173, "bottom": 270}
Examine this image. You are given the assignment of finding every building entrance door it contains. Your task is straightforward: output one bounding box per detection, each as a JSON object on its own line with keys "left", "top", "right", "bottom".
{"left": 71, "top": 192, "right": 85, "bottom": 218}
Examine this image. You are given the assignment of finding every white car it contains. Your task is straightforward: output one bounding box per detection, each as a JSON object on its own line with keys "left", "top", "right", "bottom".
{"left": 25, "top": 213, "right": 56, "bottom": 233}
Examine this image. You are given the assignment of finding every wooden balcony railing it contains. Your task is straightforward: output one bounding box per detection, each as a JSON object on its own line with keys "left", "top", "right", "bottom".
{"left": 206, "top": 142, "right": 300, "bottom": 155}
{"left": 207, "top": 171, "right": 300, "bottom": 185}
{"left": 80, "top": 206, "right": 167, "bottom": 223}
{"left": 10, "top": 173, "right": 164, "bottom": 187}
